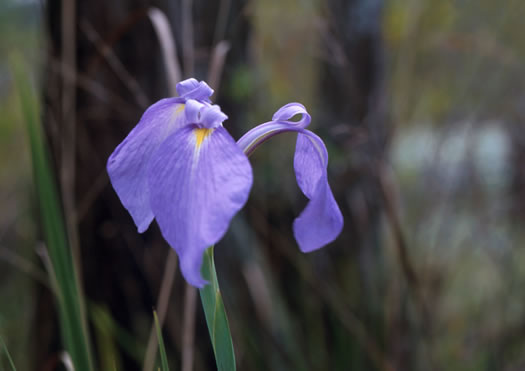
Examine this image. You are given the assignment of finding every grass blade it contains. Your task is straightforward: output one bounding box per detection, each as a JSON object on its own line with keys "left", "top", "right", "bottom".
{"left": 153, "top": 311, "right": 170, "bottom": 371}
{"left": 10, "top": 53, "right": 94, "bottom": 371}
{"left": 1, "top": 337, "right": 17, "bottom": 371}
{"left": 199, "top": 246, "right": 236, "bottom": 371}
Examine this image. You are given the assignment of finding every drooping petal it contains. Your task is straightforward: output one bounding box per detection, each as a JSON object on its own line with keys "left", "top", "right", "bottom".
{"left": 237, "top": 102, "right": 343, "bottom": 251}
{"left": 293, "top": 131, "right": 343, "bottom": 252}
{"left": 176, "top": 78, "right": 214, "bottom": 101}
{"left": 148, "top": 125, "right": 253, "bottom": 287}
{"left": 107, "top": 98, "right": 187, "bottom": 232}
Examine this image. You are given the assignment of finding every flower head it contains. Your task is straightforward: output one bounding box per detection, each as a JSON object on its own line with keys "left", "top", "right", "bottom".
{"left": 107, "top": 78, "right": 342, "bottom": 287}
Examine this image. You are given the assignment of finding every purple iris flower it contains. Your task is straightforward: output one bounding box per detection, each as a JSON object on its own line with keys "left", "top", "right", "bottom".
{"left": 107, "top": 78, "right": 343, "bottom": 287}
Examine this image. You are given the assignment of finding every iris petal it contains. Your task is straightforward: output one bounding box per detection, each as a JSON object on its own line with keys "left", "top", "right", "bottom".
{"left": 237, "top": 102, "right": 343, "bottom": 251}
{"left": 237, "top": 102, "right": 311, "bottom": 156}
{"left": 200, "top": 105, "right": 228, "bottom": 128}
{"left": 185, "top": 99, "right": 204, "bottom": 123}
{"left": 293, "top": 132, "right": 343, "bottom": 252}
{"left": 272, "top": 102, "right": 311, "bottom": 127}
{"left": 176, "top": 78, "right": 214, "bottom": 101}
{"left": 148, "top": 126, "right": 253, "bottom": 287}
{"left": 107, "top": 98, "right": 186, "bottom": 232}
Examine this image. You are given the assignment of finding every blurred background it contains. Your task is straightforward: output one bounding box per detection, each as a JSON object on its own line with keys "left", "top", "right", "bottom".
{"left": 2, "top": 0, "right": 525, "bottom": 370}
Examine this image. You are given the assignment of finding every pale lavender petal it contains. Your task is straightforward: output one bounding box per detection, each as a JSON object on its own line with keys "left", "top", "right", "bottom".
{"left": 185, "top": 99, "right": 204, "bottom": 123}
{"left": 148, "top": 126, "right": 253, "bottom": 287}
{"left": 293, "top": 132, "right": 343, "bottom": 252}
{"left": 184, "top": 99, "right": 227, "bottom": 128}
{"left": 176, "top": 78, "right": 214, "bottom": 101}
{"left": 107, "top": 98, "right": 187, "bottom": 232}
{"left": 236, "top": 121, "right": 290, "bottom": 156}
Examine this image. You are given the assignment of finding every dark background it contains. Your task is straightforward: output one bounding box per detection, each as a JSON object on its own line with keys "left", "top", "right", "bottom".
{"left": 2, "top": 0, "right": 525, "bottom": 370}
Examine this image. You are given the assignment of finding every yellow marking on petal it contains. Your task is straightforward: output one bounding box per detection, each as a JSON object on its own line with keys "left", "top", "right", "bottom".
{"left": 169, "top": 104, "right": 185, "bottom": 125}
{"left": 194, "top": 128, "right": 214, "bottom": 150}
{"left": 175, "top": 104, "right": 185, "bottom": 113}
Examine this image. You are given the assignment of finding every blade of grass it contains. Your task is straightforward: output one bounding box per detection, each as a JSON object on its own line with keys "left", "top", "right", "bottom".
{"left": 1, "top": 337, "right": 17, "bottom": 371}
{"left": 153, "top": 311, "right": 170, "bottom": 371}
{"left": 199, "top": 246, "right": 236, "bottom": 371}
{"left": 10, "top": 53, "right": 94, "bottom": 371}
{"left": 90, "top": 303, "right": 145, "bottom": 366}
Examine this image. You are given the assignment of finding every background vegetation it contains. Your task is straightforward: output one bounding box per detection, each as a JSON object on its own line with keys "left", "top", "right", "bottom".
{"left": 2, "top": 0, "right": 525, "bottom": 370}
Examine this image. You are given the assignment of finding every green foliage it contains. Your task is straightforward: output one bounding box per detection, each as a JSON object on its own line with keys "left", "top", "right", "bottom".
{"left": 91, "top": 303, "right": 146, "bottom": 369}
{"left": 153, "top": 311, "right": 169, "bottom": 371}
{"left": 1, "top": 336, "right": 17, "bottom": 371}
{"left": 10, "top": 54, "right": 94, "bottom": 371}
{"left": 199, "top": 246, "right": 236, "bottom": 371}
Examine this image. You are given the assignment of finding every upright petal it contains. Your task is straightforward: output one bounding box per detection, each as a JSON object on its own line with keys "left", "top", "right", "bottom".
{"left": 176, "top": 78, "right": 214, "bottom": 101}
{"left": 107, "top": 98, "right": 186, "bottom": 232}
{"left": 293, "top": 131, "right": 343, "bottom": 252}
{"left": 148, "top": 125, "right": 253, "bottom": 287}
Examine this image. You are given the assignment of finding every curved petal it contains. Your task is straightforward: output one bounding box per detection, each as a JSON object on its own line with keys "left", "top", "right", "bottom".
{"left": 272, "top": 102, "right": 311, "bottom": 127}
{"left": 184, "top": 99, "right": 228, "bottom": 128}
{"left": 237, "top": 103, "right": 311, "bottom": 156}
{"left": 293, "top": 131, "right": 343, "bottom": 252}
{"left": 148, "top": 126, "right": 253, "bottom": 287}
{"left": 107, "top": 98, "right": 186, "bottom": 232}
{"left": 200, "top": 104, "right": 228, "bottom": 128}
{"left": 176, "top": 78, "right": 214, "bottom": 101}
{"left": 184, "top": 99, "right": 205, "bottom": 123}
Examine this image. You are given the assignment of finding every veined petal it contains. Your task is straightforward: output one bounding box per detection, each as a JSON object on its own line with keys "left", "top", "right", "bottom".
{"left": 176, "top": 78, "right": 214, "bottom": 102}
{"left": 293, "top": 131, "right": 343, "bottom": 252}
{"left": 107, "top": 98, "right": 187, "bottom": 232}
{"left": 148, "top": 125, "right": 253, "bottom": 287}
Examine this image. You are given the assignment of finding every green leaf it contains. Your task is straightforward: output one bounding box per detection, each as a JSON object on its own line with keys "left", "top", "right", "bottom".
{"left": 153, "top": 311, "right": 169, "bottom": 371}
{"left": 1, "top": 336, "right": 17, "bottom": 371}
{"left": 10, "top": 53, "right": 94, "bottom": 371}
{"left": 199, "top": 246, "right": 236, "bottom": 371}
{"left": 90, "top": 303, "right": 145, "bottom": 366}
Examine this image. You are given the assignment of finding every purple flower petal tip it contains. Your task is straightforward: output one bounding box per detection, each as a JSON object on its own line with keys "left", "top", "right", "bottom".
{"left": 293, "top": 132, "right": 343, "bottom": 251}
{"left": 176, "top": 78, "right": 214, "bottom": 102}
{"left": 272, "top": 102, "right": 310, "bottom": 127}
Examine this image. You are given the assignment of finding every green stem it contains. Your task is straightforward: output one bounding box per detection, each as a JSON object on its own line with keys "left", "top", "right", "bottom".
{"left": 199, "top": 246, "right": 236, "bottom": 371}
